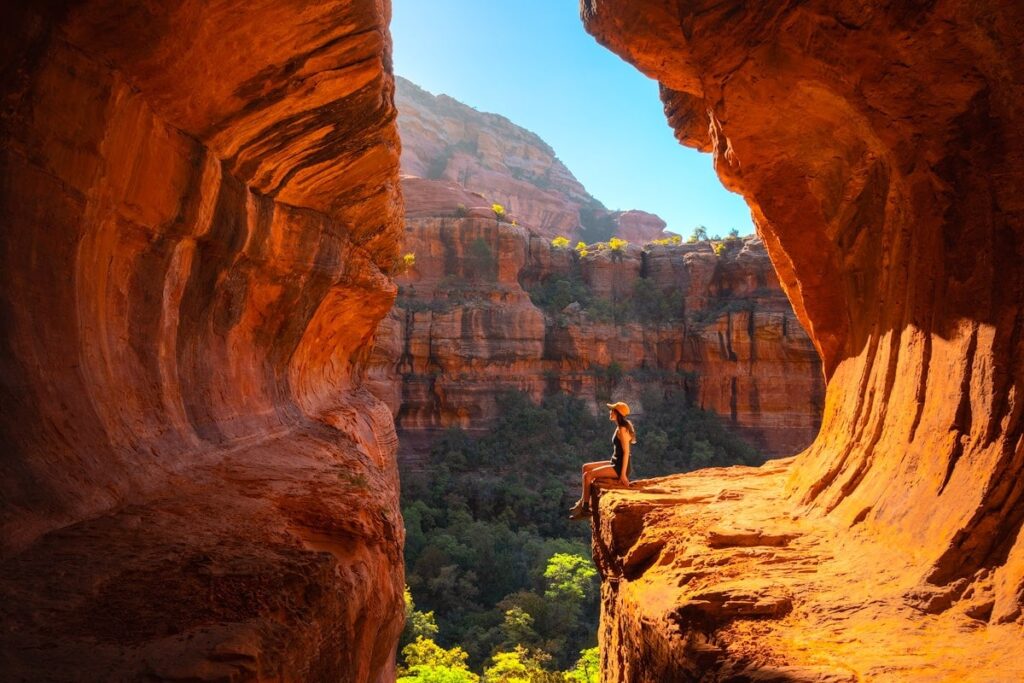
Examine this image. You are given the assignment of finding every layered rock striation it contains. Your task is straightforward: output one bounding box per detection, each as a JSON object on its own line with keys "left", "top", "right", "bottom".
{"left": 1, "top": 2, "right": 405, "bottom": 680}
{"left": 582, "top": 0, "right": 1024, "bottom": 679}
{"left": 368, "top": 209, "right": 822, "bottom": 461}
{"left": 397, "top": 77, "right": 669, "bottom": 242}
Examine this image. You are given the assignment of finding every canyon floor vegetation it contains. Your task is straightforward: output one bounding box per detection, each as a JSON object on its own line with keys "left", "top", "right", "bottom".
{"left": 397, "top": 389, "right": 759, "bottom": 680}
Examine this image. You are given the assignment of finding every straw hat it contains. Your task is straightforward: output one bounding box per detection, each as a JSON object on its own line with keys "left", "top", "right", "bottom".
{"left": 606, "top": 401, "right": 630, "bottom": 416}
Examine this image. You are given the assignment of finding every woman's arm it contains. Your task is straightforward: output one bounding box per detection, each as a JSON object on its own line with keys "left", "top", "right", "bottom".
{"left": 619, "top": 428, "right": 630, "bottom": 484}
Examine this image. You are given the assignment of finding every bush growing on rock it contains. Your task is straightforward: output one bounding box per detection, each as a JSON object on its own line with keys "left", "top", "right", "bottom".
{"left": 551, "top": 236, "right": 571, "bottom": 249}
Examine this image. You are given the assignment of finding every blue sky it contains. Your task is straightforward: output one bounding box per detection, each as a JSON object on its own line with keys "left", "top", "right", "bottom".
{"left": 390, "top": 0, "right": 753, "bottom": 237}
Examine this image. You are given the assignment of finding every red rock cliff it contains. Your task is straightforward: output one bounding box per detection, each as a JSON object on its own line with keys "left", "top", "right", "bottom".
{"left": 0, "top": 2, "right": 405, "bottom": 680}
{"left": 582, "top": 0, "right": 1024, "bottom": 679}
{"left": 397, "top": 77, "right": 669, "bottom": 242}
{"left": 368, "top": 206, "right": 822, "bottom": 462}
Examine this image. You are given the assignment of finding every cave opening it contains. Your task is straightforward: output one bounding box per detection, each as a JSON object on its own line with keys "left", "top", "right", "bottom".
{"left": 2, "top": 0, "right": 1021, "bottom": 681}
{"left": 379, "top": 1, "right": 828, "bottom": 680}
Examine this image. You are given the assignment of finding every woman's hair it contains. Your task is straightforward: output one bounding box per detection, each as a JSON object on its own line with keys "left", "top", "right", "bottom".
{"left": 613, "top": 409, "right": 637, "bottom": 444}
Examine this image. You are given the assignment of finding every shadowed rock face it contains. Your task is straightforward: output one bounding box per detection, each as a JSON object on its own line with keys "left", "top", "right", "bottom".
{"left": 583, "top": 0, "right": 1024, "bottom": 679}
{"left": 1, "top": 2, "right": 405, "bottom": 680}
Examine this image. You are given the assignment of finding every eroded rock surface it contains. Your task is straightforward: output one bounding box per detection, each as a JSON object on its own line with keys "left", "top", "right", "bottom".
{"left": 582, "top": 0, "right": 1024, "bottom": 679}
{"left": 1, "top": 2, "right": 404, "bottom": 680}
{"left": 368, "top": 208, "right": 822, "bottom": 461}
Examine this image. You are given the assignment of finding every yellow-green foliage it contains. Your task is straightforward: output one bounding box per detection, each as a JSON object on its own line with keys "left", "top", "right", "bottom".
{"left": 650, "top": 234, "right": 682, "bottom": 246}
{"left": 575, "top": 241, "right": 589, "bottom": 258}
{"left": 398, "top": 637, "right": 479, "bottom": 683}
{"left": 712, "top": 242, "right": 726, "bottom": 256}
{"left": 608, "top": 236, "right": 628, "bottom": 251}
{"left": 565, "top": 648, "right": 600, "bottom": 683}
{"left": 551, "top": 236, "right": 570, "bottom": 249}
{"left": 483, "top": 647, "right": 549, "bottom": 683}
{"left": 403, "top": 252, "right": 416, "bottom": 269}
{"left": 492, "top": 203, "right": 506, "bottom": 219}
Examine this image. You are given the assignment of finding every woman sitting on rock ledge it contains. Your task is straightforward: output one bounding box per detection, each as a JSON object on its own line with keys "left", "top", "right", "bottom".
{"left": 570, "top": 401, "right": 635, "bottom": 520}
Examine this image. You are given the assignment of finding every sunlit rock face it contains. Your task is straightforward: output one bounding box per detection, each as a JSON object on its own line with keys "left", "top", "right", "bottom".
{"left": 366, "top": 195, "right": 822, "bottom": 462}
{"left": 397, "top": 77, "right": 669, "bottom": 242}
{"left": 583, "top": 0, "right": 1024, "bottom": 679}
{"left": 0, "top": 2, "right": 405, "bottom": 680}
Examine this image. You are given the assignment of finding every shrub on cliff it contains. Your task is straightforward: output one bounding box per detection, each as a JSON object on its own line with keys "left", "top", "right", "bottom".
{"left": 649, "top": 234, "right": 682, "bottom": 246}
{"left": 632, "top": 277, "right": 684, "bottom": 324}
{"left": 551, "top": 236, "right": 570, "bottom": 249}
{"left": 529, "top": 275, "right": 591, "bottom": 313}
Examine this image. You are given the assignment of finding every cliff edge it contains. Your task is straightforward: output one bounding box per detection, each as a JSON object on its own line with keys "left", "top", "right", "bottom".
{"left": 582, "top": 0, "right": 1024, "bottom": 679}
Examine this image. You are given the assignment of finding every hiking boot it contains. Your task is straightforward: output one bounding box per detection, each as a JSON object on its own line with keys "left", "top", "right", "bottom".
{"left": 568, "top": 500, "right": 590, "bottom": 520}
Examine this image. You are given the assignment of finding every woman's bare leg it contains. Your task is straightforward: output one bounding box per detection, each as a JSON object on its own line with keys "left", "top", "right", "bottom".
{"left": 582, "top": 464, "right": 619, "bottom": 507}
{"left": 578, "top": 461, "right": 610, "bottom": 504}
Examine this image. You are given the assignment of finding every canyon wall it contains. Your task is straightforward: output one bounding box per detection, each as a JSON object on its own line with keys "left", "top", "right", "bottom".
{"left": 368, "top": 203, "right": 823, "bottom": 462}
{"left": 582, "top": 0, "right": 1024, "bottom": 679}
{"left": 0, "top": 2, "right": 405, "bottom": 680}
{"left": 397, "top": 77, "right": 668, "bottom": 241}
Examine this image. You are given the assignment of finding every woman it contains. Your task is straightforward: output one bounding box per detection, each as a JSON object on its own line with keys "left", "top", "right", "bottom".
{"left": 569, "top": 401, "right": 636, "bottom": 520}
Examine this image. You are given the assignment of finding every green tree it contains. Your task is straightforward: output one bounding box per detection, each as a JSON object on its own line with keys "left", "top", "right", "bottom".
{"left": 499, "top": 607, "right": 540, "bottom": 650}
{"left": 564, "top": 647, "right": 600, "bottom": 683}
{"left": 401, "top": 636, "right": 476, "bottom": 671}
{"left": 690, "top": 225, "right": 709, "bottom": 242}
{"left": 544, "top": 553, "right": 597, "bottom": 603}
{"left": 398, "top": 665, "right": 480, "bottom": 683}
{"left": 484, "top": 646, "right": 552, "bottom": 683}
{"left": 402, "top": 586, "right": 440, "bottom": 648}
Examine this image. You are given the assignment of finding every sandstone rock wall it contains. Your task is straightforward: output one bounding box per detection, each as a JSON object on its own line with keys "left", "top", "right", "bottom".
{"left": 0, "top": 2, "right": 405, "bottom": 680}
{"left": 581, "top": 0, "right": 1024, "bottom": 679}
{"left": 397, "top": 78, "right": 669, "bottom": 241}
{"left": 369, "top": 210, "right": 823, "bottom": 461}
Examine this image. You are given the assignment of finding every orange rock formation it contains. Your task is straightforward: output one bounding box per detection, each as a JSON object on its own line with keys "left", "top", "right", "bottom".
{"left": 397, "top": 77, "right": 669, "bottom": 242}
{"left": 368, "top": 203, "right": 822, "bottom": 461}
{"left": 0, "top": 2, "right": 405, "bottom": 680}
{"left": 582, "top": 0, "right": 1024, "bottom": 679}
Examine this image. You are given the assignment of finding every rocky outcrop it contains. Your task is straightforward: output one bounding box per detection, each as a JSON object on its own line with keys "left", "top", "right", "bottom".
{"left": 0, "top": 2, "right": 404, "bottom": 680}
{"left": 369, "top": 211, "right": 822, "bottom": 461}
{"left": 582, "top": 0, "right": 1024, "bottom": 679}
{"left": 397, "top": 77, "right": 669, "bottom": 242}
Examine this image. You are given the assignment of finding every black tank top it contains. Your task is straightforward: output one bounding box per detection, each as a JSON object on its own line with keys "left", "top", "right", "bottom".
{"left": 611, "top": 429, "right": 625, "bottom": 475}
